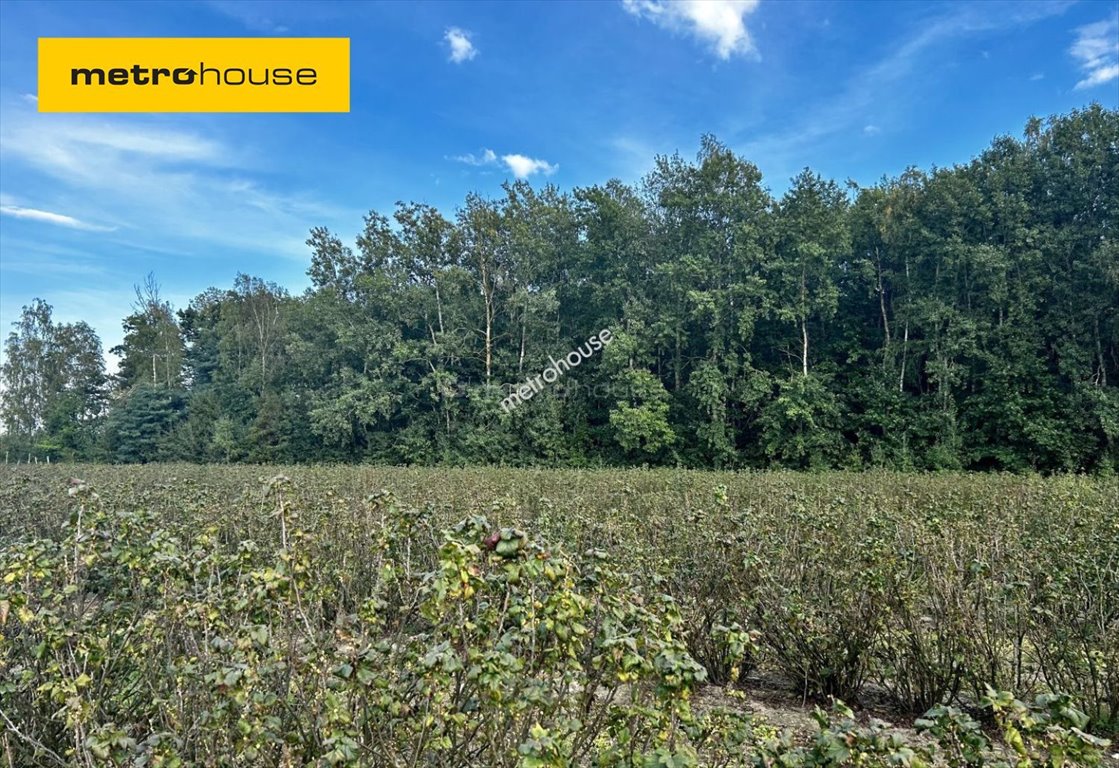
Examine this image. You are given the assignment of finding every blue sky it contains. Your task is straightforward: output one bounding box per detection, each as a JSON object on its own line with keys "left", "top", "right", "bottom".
{"left": 1, "top": 0, "right": 1117, "bottom": 366}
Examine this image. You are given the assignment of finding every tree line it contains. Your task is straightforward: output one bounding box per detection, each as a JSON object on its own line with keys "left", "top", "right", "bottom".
{"left": 2, "top": 105, "right": 1116, "bottom": 471}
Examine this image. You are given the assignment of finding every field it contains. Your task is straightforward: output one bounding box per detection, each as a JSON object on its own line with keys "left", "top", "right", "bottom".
{"left": 1, "top": 465, "right": 1116, "bottom": 767}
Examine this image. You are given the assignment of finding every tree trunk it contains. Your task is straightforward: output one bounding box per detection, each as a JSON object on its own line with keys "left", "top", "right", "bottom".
{"left": 435, "top": 282, "right": 445, "bottom": 336}
{"left": 801, "top": 317, "right": 809, "bottom": 377}
{"left": 899, "top": 320, "right": 909, "bottom": 392}
{"left": 519, "top": 302, "right": 527, "bottom": 377}
{"left": 899, "top": 256, "right": 911, "bottom": 392}
{"left": 674, "top": 325, "right": 682, "bottom": 391}
{"left": 484, "top": 299, "right": 493, "bottom": 384}
{"left": 876, "top": 247, "right": 891, "bottom": 370}
{"left": 800, "top": 263, "right": 809, "bottom": 377}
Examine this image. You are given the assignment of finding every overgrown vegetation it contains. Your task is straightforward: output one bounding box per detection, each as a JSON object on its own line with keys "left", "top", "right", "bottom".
{"left": 3, "top": 106, "right": 1117, "bottom": 471}
{"left": 2, "top": 466, "right": 1115, "bottom": 765}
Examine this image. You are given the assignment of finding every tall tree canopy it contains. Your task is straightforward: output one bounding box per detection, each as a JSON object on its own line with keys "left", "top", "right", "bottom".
{"left": 3, "top": 106, "right": 1116, "bottom": 470}
{"left": 1, "top": 300, "right": 106, "bottom": 460}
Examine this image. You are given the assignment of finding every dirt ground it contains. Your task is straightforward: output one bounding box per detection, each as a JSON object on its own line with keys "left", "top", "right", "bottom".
{"left": 692, "top": 671, "right": 926, "bottom": 742}
{"left": 689, "top": 673, "right": 1119, "bottom": 765}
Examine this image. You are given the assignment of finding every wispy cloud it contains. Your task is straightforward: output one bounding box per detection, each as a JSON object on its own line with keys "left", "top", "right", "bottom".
{"left": 453, "top": 148, "right": 497, "bottom": 166}
{"left": 732, "top": 2, "right": 1069, "bottom": 180}
{"left": 502, "top": 154, "right": 558, "bottom": 178}
{"left": 445, "top": 27, "right": 478, "bottom": 63}
{"left": 622, "top": 0, "right": 760, "bottom": 60}
{"left": 604, "top": 135, "right": 662, "bottom": 180}
{"left": 0, "top": 204, "right": 116, "bottom": 232}
{"left": 0, "top": 236, "right": 111, "bottom": 277}
{"left": 0, "top": 257, "right": 106, "bottom": 277}
{"left": 451, "top": 148, "right": 557, "bottom": 178}
{"left": 1, "top": 117, "right": 229, "bottom": 186}
{"left": 1070, "top": 15, "right": 1119, "bottom": 90}
{"left": 0, "top": 107, "right": 347, "bottom": 259}
{"left": 207, "top": 0, "right": 289, "bottom": 33}
{"left": 863, "top": 125, "right": 881, "bottom": 136}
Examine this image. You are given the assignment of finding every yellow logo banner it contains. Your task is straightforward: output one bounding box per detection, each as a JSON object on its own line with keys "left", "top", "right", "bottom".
{"left": 38, "top": 37, "right": 350, "bottom": 113}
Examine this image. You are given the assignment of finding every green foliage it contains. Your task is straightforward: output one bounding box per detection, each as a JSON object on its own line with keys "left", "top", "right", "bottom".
{"left": 6, "top": 107, "right": 1118, "bottom": 471}
{"left": 758, "top": 374, "right": 844, "bottom": 469}
{"left": 111, "top": 274, "right": 184, "bottom": 391}
{"left": 609, "top": 368, "right": 677, "bottom": 457}
{"left": 915, "top": 690, "right": 1113, "bottom": 767}
{"left": 102, "top": 385, "right": 187, "bottom": 463}
{"left": 0, "top": 299, "right": 106, "bottom": 462}
{"left": 1, "top": 467, "right": 1115, "bottom": 766}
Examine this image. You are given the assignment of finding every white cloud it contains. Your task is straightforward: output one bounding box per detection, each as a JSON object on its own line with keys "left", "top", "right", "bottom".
{"left": 863, "top": 125, "right": 881, "bottom": 136}
{"left": 622, "top": 0, "right": 760, "bottom": 60}
{"left": 501, "top": 154, "right": 558, "bottom": 178}
{"left": 1070, "top": 15, "right": 1119, "bottom": 90}
{"left": 454, "top": 148, "right": 498, "bottom": 165}
{"left": 0, "top": 204, "right": 116, "bottom": 232}
{"left": 450, "top": 148, "right": 557, "bottom": 178}
{"left": 445, "top": 27, "right": 478, "bottom": 63}
{"left": 0, "top": 108, "right": 348, "bottom": 259}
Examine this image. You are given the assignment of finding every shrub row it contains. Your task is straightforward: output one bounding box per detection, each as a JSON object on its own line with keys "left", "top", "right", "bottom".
{"left": 0, "top": 466, "right": 1116, "bottom": 767}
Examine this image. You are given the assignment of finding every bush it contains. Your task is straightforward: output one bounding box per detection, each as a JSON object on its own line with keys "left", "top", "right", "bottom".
{"left": 1, "top": 466, "right": 1116, "bottom": 766}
